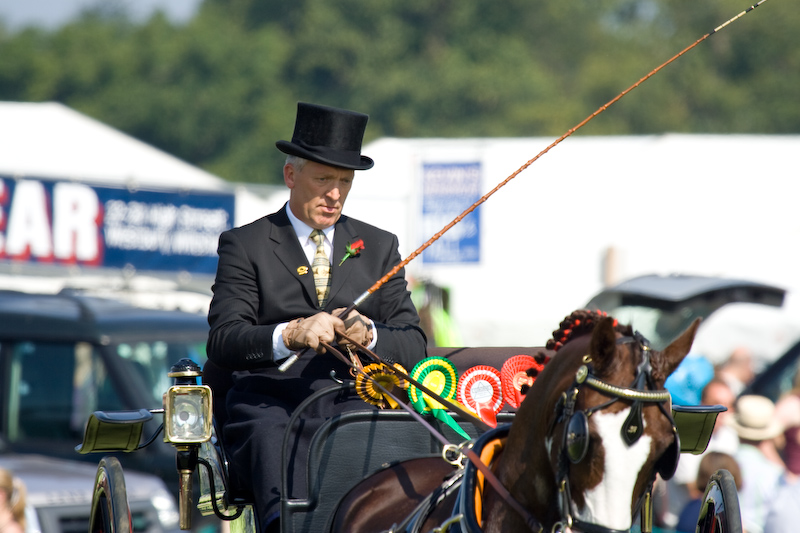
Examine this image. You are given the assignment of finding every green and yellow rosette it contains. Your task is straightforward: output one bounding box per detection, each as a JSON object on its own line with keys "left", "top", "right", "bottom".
{"left": 355, "top": 363, "right": 408, "bottom": 409}
{"left": 408, "top": 357, "right": 470, "bottom": 440}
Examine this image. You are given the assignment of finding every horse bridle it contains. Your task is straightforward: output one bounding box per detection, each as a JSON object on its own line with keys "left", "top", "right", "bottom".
{"left": 552, "top": 332, "right": 680, "bottom": 533}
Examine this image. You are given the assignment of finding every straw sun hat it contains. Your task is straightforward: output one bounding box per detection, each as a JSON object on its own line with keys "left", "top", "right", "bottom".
{"left": 727, "top": 394, "right": 784, "bottom": 441}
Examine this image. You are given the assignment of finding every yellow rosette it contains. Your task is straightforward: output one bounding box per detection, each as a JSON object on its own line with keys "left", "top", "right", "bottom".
{"left": 355, "top": 363, "right": 407, "bottom": 409}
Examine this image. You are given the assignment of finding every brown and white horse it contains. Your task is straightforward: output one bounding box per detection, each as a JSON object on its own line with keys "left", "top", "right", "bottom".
{"left": 333, "top": 310, "right": 700, "bottom": 532}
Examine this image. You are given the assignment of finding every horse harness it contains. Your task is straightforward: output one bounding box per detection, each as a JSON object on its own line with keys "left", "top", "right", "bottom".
{"left": 332, "top": 332, "right": 679, "bottom": 533}
{"left": 551, "top": 332, "right": 680, "bottom": 533}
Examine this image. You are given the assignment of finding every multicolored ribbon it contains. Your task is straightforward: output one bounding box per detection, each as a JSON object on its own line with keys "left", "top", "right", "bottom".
{"left": 457, "top": 365, "right": 504, "bottom": 427}
{"left": 355, "top": 363, "right": 408, "bottom": 409}
{"left": 408, "top": 357, "right": 471, "bottom": 440}
{"left": 501, "top": 355, "right": 544, "bottom": 409}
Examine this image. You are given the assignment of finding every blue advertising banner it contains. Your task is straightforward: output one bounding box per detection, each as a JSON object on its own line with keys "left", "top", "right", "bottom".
{"left": 421, "top": 162, "right": 481, "bottom": 264}
{"left": 0, "top": 176, "right": 235, "bottom": 274}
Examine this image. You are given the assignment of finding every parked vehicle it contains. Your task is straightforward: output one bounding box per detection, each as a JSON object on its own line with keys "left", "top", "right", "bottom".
{"left": 0, "top": 289, "right": 211, "bottom": 532}
{"left": 0, "top": 289, "right": 209, "bottom": 482}
{"left": 0, "top": 454, "right": 179, "bottom": 533}
{"left": 584, "top": 273, "right": 787, "bottom": 352}
{"left": 587, "top": 273, "right": 800, "bottom": 404}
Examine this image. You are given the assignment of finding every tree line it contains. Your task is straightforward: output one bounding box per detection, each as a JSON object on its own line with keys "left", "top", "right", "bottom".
{"left": 1, "top": 0, "right": 797, "bottom": 184}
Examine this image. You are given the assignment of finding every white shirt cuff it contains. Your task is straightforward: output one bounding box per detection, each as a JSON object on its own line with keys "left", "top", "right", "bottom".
{"left": 272, "top": 322, "right": 293, "bottom": 362}
{"left": 366, "top": 319, "right": 378, "bottom": 350}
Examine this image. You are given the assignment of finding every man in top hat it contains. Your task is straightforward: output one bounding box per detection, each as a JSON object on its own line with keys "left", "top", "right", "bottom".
{"left": 205, "top": 102, "right": 427, "bottom": 531}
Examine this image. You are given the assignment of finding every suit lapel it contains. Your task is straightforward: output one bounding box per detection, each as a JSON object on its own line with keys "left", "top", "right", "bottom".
{"left": 329, "top": 216, "right": 358, "bottom": 305}
{"left": 270, "top": 208, "right": 317, "bottom": 306}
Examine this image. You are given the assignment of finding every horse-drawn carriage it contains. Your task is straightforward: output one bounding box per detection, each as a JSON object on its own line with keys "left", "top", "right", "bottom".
{"left": 76, "top": 311, "right": 742, "bottom": 533}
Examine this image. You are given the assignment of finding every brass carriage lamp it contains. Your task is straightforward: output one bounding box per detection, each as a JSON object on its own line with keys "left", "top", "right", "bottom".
{"left": 165, "top": 358, "right": 212, "bottom": 530}
{"left": 164, "top": 359, "right": 212, "bottom": 444}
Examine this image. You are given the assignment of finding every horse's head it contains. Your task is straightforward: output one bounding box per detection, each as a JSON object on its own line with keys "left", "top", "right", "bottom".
{"left": 488, "top": 310, "right": 700, "bottom": 533}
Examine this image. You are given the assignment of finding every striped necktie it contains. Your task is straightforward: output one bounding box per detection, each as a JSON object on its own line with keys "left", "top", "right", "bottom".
{"left": 310, "top": 229, "right": 331, "bottom": 308}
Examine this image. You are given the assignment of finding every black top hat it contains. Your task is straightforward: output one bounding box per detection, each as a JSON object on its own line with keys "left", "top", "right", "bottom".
{"left": 276, "top": 102, "right": 374, "bottom": 170}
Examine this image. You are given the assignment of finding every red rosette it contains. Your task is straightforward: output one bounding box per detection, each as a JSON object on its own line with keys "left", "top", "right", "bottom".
{"left": 457, "top": 365, "right": 503, "bottom": 427}
{"left": 501, "top": 355, "right": 544, "bottom": 409}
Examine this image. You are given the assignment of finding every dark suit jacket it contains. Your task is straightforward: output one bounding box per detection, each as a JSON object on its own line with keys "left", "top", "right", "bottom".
{"left": 204, "top": 206, "right": 427, "bottom": 521}
{"left": 207, "top": 206, "right": 425, "bottom": 370}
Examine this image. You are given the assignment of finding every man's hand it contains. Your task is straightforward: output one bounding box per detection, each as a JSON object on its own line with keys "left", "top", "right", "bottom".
{"left": 332, "top": 308, "right": 374, "bottom": 350}
{"left": 283, "top": 312, "right": 345, "bottom": 354}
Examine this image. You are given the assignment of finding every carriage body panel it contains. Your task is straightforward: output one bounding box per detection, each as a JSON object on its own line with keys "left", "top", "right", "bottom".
{"left": 283, "top": 408, "right": 515, "bottom": 533}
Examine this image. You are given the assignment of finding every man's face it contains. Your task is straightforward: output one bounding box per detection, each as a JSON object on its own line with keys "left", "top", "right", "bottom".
{"left": 285, "top": 160, "right": 355, "bottom": 229}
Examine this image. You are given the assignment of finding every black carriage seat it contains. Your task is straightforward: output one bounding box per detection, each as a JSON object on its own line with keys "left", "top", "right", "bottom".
{"left": 282, "top": 403, "right": 516, "bottom": 533}
{"left": 200, "top": 359, "right": 256, "bottom": 505}
{"left": 196, "top": 424, "right": 258, "bottom": 520}
{"left": 202, "top": 358, "right": 237, "bottom": 442}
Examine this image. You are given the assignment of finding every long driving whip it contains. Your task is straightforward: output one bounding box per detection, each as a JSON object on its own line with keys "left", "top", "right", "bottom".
{"left": 280, "top": 0, "right": 771, "bottom": 372}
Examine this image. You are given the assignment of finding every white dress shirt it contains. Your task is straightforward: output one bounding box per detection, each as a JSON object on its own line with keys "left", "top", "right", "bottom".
{"left": 271, "top": 203, "right": 377, "bottom": 361}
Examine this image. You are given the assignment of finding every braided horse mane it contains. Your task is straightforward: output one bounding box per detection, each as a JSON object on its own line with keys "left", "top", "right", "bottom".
{"left": 545, "top": 309, "right": 628, "bottom": 352}
{"left": 520, "top": 309, "right": 632, "bottom": 395}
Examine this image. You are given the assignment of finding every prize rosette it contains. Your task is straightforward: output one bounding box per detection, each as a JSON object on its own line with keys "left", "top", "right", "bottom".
{"left": 501, "top": 355, "right": 544, "bottom": 409}
{"left": 457, "top": 365, "right": 503, "bottom": 427}
{"left": 408, "top": 357, "right": 470, "bottom": 440}
{"left": 355, "top": 363, "right": 408, "bottom": 409}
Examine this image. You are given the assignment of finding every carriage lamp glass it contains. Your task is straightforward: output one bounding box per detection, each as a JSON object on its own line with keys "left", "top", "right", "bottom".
{"left": 164, "top": 385, "right": 212, "bottom": 444}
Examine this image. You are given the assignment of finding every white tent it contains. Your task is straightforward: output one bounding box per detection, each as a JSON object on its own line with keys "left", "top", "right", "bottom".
{"left": 0, "top": 101, "right": 281, "bottom": 228}
{"left": 0, "top": 101, "right": 282, "bottom": 228}
{"left": 0, "top": 101, "right": 232, "bottom": 192}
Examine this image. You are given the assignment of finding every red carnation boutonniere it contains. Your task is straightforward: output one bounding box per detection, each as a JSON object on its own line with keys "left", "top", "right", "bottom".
{"left": 339, "top": 239, "right": 365, "bottom": 266}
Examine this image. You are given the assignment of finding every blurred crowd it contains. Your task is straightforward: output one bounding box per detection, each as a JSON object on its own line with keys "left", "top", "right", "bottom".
{"left": 659, "top": 346, "right": 800, "bottom": 533}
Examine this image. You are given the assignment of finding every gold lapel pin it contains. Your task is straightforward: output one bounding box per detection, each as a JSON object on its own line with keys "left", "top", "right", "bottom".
{"left": 297, "top": 266, "right": 309, "bottom": 275}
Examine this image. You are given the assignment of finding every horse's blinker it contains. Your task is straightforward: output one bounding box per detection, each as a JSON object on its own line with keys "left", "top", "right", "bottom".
{"left": 566, "top": 410, "right": 590, "bottom": 464}
{"left": 655, "top": 428, "right": 681, "bottom": 480}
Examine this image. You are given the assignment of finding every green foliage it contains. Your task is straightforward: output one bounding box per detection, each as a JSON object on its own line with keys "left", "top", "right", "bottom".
{"left": 0, "top": 0, "right": 797, "bottom": 184}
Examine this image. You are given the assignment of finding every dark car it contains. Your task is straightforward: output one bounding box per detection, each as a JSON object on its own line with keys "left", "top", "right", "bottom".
{"left": 0, "top": 289, "right": 209, "bottom": 496}
{"left": 585, "top": 273, "right": 786, "bottom": 351}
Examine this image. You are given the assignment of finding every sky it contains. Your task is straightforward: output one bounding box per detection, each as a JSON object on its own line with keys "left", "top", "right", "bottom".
{"left": 0, "top": 0, "right": 203, "bottom": 30}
